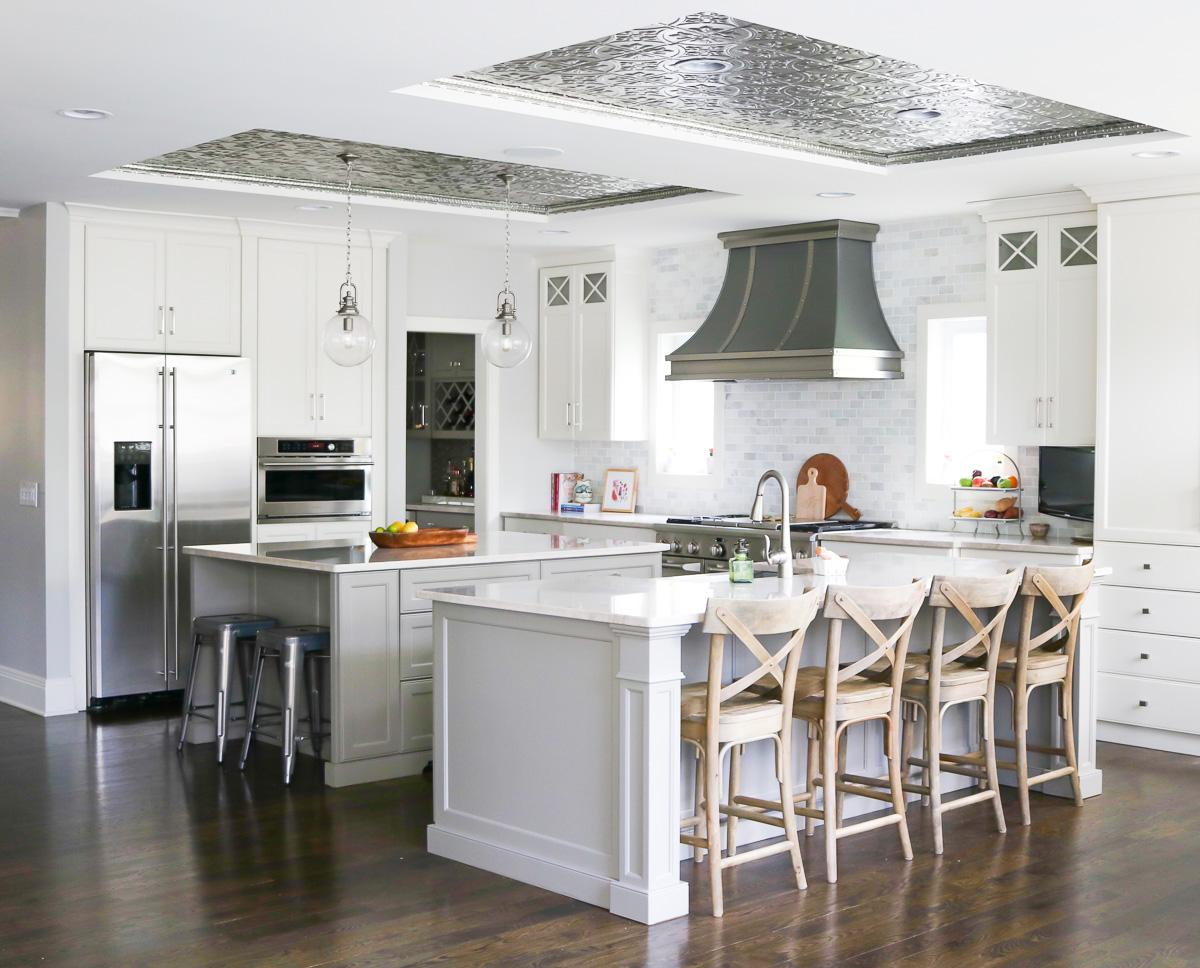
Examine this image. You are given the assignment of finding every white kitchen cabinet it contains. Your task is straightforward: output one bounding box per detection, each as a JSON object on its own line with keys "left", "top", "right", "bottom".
{"left": 335, "top": 571, "right": 402, "bottom": 762}
{"left": 400, "top": 678, "right": 434, "bottom": 753}
{"left": 538, "top": 257, "right": 647, "bottom": 441}
{"left": 984, "top": 211, "right": 1097, "bottom": 446}
{"left": 256, "top": 521, "right": 318, "bottom": 544}
{"left": 315, "top": 521, "right": 370, "bottom": 542}
{"left": 256, "top": 238, "right": 373, "bottom": 437}
{"left": 83, "top": 223, "right": 241, "bottom": 355}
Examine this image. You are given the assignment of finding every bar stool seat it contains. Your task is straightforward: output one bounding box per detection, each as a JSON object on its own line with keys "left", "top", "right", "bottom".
{"left": 900, "top": 654, "right": 989, "bottom": 704}
{"left": 239, "top": 625, "right": 331, "bottom": 784}
{"left": 996, "top": 646, "right": 1069, "bottom": 684}
{"left": 178, "top": 613, "right": 278, "bottom": 762}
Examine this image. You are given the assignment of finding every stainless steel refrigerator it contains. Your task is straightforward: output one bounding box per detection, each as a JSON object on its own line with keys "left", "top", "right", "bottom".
{"left": 87, "top": 352, "right": 253, "bottom": 701}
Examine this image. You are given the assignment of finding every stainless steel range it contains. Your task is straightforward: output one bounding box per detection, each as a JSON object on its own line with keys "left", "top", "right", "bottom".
{"left": 655, "top": 516, "right": 894, "bottom": 575}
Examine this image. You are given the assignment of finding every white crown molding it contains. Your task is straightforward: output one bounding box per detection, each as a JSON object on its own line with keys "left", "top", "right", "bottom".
{"left": 236, "top": 217, "right": 395, "bottom": 247}
{"left": 969, "top": 190, "right": 1094, "bottom": 222}
{"left": 65, "top": 202, "right": 240, "bottom": 234}
{"left": 1080, "top": 172, "right": 1200, "bottom": 204}
{"left": 0, "top": 207, "right": 19, "bottom": 218}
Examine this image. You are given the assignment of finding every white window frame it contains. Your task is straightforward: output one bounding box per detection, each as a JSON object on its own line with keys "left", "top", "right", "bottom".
{"left": 914, "top": 301, "right": 992, "bottom": 502}
{"left": 644, "top": 318, "right": 725, "bottom": 490}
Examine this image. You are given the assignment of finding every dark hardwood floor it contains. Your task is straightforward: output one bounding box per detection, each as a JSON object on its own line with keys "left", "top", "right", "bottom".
{"left": 2, "top": 702, "right": 1198, "bottom": 968}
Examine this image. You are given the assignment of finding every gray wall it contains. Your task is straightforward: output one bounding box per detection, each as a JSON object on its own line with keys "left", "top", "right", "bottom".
{"left": 0, "top": 208, "right": 49, "bottom": 680}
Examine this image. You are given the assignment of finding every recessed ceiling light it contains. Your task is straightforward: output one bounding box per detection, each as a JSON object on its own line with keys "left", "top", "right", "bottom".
{"left": 296, "top": 203, "right": 333, "bottom": 211}
{"left": 1133, "top": 149, "right": 1181, "bottom": 159}
{"left": 539, "top": 229, "right": 571, "bottom": 235}
{"left": 816, "top": 191, "right": 856, "bottom": 199}
{"left": 672, "top": 57, "right": 733, "bottom": 74}
{"left": 57, "top": 108, "right": 111, "bottom": 120}
{"left": 502, "top": 146, "right": 563, "bottom": 159}
{"left": 896, "top": 107, "right": 942, "bottom": 121}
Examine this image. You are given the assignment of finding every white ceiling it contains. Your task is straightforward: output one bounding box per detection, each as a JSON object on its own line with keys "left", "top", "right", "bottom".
{"left": 3, "top": 1, "right": 1197, "bottom": 253}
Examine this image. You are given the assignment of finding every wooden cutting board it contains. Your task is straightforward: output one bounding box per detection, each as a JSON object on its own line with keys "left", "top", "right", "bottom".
{"left": 799, "top": 454, "right": 862, "bottom": 520}
{"left": 794, "top": 467, "right": 827, "bottom": 523}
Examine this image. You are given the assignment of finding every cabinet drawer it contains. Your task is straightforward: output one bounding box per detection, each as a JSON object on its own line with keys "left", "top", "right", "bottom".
{"left": 539, "top": 553, "right": 661, "bottom": 579}
{"left": 401, "top": 678, "right": 434, "bottom": 753}
{"left": 400, "top": 611, "right": 433, "bottom": 680}
{"left": 1100, "top": 585, "right": 1200, "bottom": 638}
{"left": 960, "top": 547, "right": 1086, "bottom": 567}
{"left": 1098, "top": 672, "right": 1200, "bottom": 735}
{"left": 501, "top": 516, "right": 563, "bottom": 535}
{"left": 1096, "top": 541, "right": 1200, "bottom": 591}
{"left": 1098, "top": 629, "right": 1200, "bottom": 684}
{"left": 257, "top": 522, "right": 318, "bottom": 544}
{"left": 401, "top": 561, "right": 539, "bottom": 612}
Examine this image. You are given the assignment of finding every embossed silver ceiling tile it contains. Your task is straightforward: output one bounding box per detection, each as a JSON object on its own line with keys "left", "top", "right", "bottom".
{"left": 437, "top": 11, "right": 1161, "bottom": 165}
{"left": 117, "top": 128, "right": 703, "bottom": 215}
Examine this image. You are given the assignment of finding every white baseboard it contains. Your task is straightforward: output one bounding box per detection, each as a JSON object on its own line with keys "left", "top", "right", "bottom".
{"left": 1099, "top": 721, "right": 1200, "bottom": 757}
{"left": 0, "top": 664, "right": 78, "bottom": 716}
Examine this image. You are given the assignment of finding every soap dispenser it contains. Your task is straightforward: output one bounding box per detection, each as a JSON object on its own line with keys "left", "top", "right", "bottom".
{"left": 729, "top": 538, "right": 754, "bottom": 583}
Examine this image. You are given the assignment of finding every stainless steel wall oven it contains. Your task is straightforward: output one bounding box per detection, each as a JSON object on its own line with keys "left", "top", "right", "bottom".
{"left": 257, "top": 437, "right": 373, "bottom": 522}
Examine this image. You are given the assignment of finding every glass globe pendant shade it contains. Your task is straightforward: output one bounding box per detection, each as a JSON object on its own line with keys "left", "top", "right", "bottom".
{"left": 323, "top": 284, "right": 376, "bottom": 367}
{"left": 483, "top": 295, "right": 532, "bottom": 368}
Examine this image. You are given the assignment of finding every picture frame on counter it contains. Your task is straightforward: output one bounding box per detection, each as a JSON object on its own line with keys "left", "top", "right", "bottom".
{"left": 601, "top": 468, "right": 638, "bottom": 513}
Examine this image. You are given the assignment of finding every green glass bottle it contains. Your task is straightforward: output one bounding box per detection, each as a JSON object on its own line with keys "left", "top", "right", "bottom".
{"left": 729, "top": 538, "right": 754, "bottom": 583}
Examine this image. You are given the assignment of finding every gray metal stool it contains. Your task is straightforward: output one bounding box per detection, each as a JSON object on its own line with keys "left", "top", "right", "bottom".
{"left": 239, "top": 625, "right": 331, "bottom": 784}
{"left": 178, "top": 614, "right": 279, "bottom": 762}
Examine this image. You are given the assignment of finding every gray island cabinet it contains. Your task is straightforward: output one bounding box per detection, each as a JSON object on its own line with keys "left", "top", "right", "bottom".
{"left": 182, "top": 532, "right": 664, "bottom": 786}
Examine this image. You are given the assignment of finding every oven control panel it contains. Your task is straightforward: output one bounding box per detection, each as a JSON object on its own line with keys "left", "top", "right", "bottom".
{"left": 258, "top": 437, "right": 372, "bottom": 458}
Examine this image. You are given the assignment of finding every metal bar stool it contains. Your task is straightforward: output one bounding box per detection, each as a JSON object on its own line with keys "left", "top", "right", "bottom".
{"left": 239, "top": 625, "right": 331, "bottom": 784}
{"left": 177, "top": 614, "right": 278, "bottom": 762}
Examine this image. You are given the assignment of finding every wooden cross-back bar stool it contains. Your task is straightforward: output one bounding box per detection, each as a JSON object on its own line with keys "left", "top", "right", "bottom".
{"left": 992, "top": 561, "right": 1095, "bottom": 824}
{"left": 891, "top": 569, "right": 1022, "bottom": 854}
{"left": 678, "top": 588, "right": 822, "bottom": 918}
{"left": 735, "top": 579, "right": 928, "bottom": 884}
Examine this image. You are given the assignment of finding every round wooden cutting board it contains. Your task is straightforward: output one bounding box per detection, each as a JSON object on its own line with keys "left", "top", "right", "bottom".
{"left": 798, "top": 454, "right": 862, "bottom": 520}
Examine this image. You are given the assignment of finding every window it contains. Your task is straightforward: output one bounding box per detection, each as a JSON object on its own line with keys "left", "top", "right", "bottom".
{"left": 921, "top": 310, "right": 996, "bottom": 488}
{"left": 649, "top": 327, "right": 720, "bottom": 482}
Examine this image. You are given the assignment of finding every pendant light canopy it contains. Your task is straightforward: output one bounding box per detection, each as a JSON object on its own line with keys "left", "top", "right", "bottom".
{"left": 323, "top": 152, "right": 376, "bottom": 367}
{"left": 483, "top": 174, "right": 532, "bottom": 369}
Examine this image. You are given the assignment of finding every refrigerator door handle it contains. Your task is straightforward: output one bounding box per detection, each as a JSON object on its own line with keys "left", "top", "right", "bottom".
{"left": 170, "top": 366, "right": 179, "bottom": 679}
{"left": 160, "top": 366, "right": 169, "bottom": 683}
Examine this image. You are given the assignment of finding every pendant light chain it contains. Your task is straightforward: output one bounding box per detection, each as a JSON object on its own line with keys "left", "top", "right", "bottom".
{"left": 344, "top": 155, "right": 354, "bottom": 286}
{"left": 503, "top": 174, "right": 512, "bottom": 294}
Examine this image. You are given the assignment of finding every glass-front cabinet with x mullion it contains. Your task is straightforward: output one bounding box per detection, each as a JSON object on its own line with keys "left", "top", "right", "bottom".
{"left": 985, "top": 210, "right": 1098, "bottom": 446}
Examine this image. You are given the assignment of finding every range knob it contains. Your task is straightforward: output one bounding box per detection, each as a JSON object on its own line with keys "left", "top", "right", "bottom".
{"left": 687, "top": 540, "right": 701, "bottom": 555}
{"left": 710, "top": 541, "right": 726, "bottom": 558}
{"left": 671, "top": 540, "right": 683, "bottom": 554}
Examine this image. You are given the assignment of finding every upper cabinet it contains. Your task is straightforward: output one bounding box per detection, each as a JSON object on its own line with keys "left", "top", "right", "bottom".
{"left": 255, "top": 238, "right": 375, "bottom": 437}
{"left": 538, "top": 255, "right": 647, "bottom": 441}
{"left": 983, "top": 202, "right": 1098, "bottom": 447}
{"left": 83, "top": 222, "right": 241, "bottom": 355}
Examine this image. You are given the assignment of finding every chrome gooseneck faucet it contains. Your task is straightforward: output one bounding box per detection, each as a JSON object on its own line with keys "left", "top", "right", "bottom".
{"left": 749, "top": 469, "right": 794, "bottom": 579}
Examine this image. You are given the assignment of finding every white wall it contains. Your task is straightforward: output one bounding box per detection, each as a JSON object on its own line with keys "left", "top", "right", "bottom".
{"left": 404, "top": 240, "right": 572, "bottom": 520}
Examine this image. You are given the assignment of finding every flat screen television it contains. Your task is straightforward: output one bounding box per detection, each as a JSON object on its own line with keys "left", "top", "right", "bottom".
{"left": 1038, "top": 446, "right": 1095, "bottom": 522}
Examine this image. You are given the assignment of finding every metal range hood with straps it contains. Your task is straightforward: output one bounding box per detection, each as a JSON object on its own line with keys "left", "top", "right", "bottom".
{"left": 666, "top": 220, "right": 903, "bottom": 381}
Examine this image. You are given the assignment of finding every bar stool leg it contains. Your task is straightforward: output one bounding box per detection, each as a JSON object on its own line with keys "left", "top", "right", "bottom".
{"left": 176, "top": 634, "right": 203, "bottom": 752}
{"left": 822, "top": 716, "right": 838, "bottom": 882}
{"left": 304, "top": 653, "right": 321, "bottom": 758}
{"left": 282, "top": 643, "right": 300, "bottom": 784}
{"left": 215, "top": 629, "right": 234, "bottom": 764}
{"left": 692, "top": 748, "right": 706, "bottom": 863}
{"left": 1060, "top": 679, "right": 1083, "bottom": 806}
{"left": 805, "top": 722, "right": 819, "bottom": 837}
{"left": 240, "top": 644, "right": 267, "bottom": 771}
{"left": 1015, "top": 683, "right": 1032, "bottom": 826}
{"left": 727, "top": 743, "right": 743, "bottom": 857}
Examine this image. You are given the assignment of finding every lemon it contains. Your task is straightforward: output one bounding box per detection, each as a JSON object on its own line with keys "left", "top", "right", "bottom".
{"left": 401, "top": 521, "right": 419, "bottom": 533}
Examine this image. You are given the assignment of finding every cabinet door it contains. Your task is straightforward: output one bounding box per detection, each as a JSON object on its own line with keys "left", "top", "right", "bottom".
{"left": 335, "top": 571, "right": 402, "bottom": 761}
{"left": 986, "top": 217, "right": 1046, "bottom": 445}
{"left": 538, "top": 267, "right": 576, "bottom": 439}
{"left": 256, "top": 239, "right": 317, "bottom": 436}
{"left": 84, "top": 224, "right": 166, "bottom": 351}
{"left": 400, "top": 611, "right": 434, "bottom": 679}
{"left": 400, "top": 678, "right": 434, "bottom": 752}
{"left": 165, "top": 232, "right": 241, "bottom": 355}
{"left": 314, "top": 243, "right": 373, "bottom": 435}
{"left": 1097, "top": 198, "right": 1200, "bottom": 543}
{"left": 1044, "top": 215, "right": 1097, "bottom": 446}
{"left": 574, "top": 263, "right": 614, "bottom": 441}
{"left": 256, "top": 521, "right": 318, "bottom": 544}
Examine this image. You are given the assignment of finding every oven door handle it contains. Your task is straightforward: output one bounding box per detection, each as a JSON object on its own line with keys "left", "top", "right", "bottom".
{"left": 257, "top": 460, "right": 375, "bottom": 468}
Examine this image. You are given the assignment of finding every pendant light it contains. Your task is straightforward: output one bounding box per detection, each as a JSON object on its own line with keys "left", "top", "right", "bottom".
{"left": 322, "top": 152, "right": 376, "bottom": 367}
{"left": 482, "top": 174, "right": 532, "bottom": 368}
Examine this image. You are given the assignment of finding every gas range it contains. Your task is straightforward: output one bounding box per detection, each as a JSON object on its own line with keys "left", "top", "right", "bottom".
{"left": 655, "top": 516, "right": 895, "bottom": 574}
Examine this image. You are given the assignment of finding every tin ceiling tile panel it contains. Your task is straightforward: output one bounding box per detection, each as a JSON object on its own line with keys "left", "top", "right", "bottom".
{"left": 435, "top": 11, "right": 1160, "bottom": 165}
{"left": 117, "top": 129, "right": 703, "bottom": 214}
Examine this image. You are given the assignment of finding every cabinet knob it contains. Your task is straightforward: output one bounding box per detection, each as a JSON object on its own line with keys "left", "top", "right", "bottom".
{"left": 1143, "top": 563, "right": 1152, "bottom": 570}
{"left": 1138, "top": 700, "right": 1148, "bottom": 707}
{"left": 1142, "top": 607, "right": 1151, "bottom": 614}
{"left": 1140, "top": 653, "right": 1150, "bottom": 660}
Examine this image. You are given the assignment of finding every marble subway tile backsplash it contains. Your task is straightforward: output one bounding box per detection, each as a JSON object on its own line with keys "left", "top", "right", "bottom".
{"left": 575, "top": 215, "right": 1086, "bottom": 539}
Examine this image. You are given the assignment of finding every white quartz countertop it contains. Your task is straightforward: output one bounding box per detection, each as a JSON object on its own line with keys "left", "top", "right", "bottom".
{"left": 820, "top": 527, "right": 1092, "bottom": 556}
{"left": 184, "top": 531, "right": 667, "bottom": 574}
{"left": 418, "top": 551, "right": 1105, "bottom": 629}
{"left": 502, "top": 509, "right": 673, "bottom": 528}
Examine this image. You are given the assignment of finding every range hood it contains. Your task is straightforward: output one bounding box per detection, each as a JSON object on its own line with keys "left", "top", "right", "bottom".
{"left": 666, "top": 220, "right": 903, "bottom": 381}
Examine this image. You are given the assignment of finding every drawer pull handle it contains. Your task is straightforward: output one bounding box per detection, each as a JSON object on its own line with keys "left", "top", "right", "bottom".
{"left": 1142, "top": 608, "right": 1151, "bottom": 614}
{"left": 1140, "top": 653, "right": 1150, "bottom": 660}
{"left": 1138, "top": 700, "right": 1148, "bottom": 707}
{"left": 1143, "top": 563, "right": 1152, "bottom": 570}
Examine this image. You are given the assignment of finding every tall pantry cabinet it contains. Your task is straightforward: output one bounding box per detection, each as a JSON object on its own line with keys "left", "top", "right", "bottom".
{"left": 1090, "top": 186, "right": 1200, "bottom": 757}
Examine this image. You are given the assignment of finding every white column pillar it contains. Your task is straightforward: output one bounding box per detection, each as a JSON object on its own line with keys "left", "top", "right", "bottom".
{"left": 608, "top": 622, "right": 690, "bottom": 925}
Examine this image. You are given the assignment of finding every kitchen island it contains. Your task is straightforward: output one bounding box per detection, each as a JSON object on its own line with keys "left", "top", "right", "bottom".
{"left": 182, "top": 532, "right": 665, "bottom": 786}
{"left": 420, "top": 552, "right": 1104, "bottom": 924}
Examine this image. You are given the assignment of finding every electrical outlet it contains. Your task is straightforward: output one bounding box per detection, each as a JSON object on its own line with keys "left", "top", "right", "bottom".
{"left": 19, "top": 482, "right": 38, "bottom": 507}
